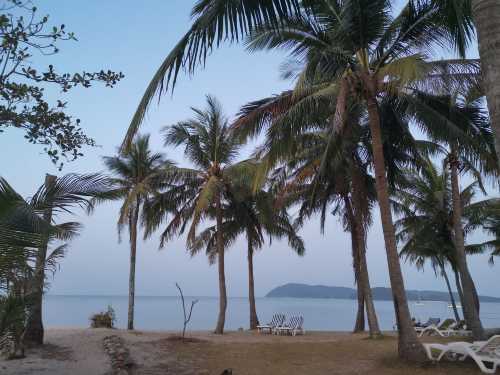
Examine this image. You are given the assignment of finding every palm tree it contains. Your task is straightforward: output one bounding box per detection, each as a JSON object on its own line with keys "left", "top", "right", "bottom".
{"left": 394, "top": 160, "right": 463, "bottom": 322}
{"left": 0, "top": 173, "right": 110, "bottom": 346}
{"left": 121, "top": 0, "right": 481, "bottom": 360}
{"left": 466, "top": 198, "right": 500, "bottom": 263}
{"left": 236, "top": 92, "right": 433, "bottom": 337}
{"left": 470, "top": 0, "right": 500, "bottom": 161}
{"left": 406, "top": 90, "right": 498, "bottom": 339}
{"left": 100, "top": 135, "right": 172, "bottom": 330}
{"left": 144, "top": 95, "right": 250, "bottom": 334}
{"left": 191, "top": 185, "right": 305, "bottom": 330}
{"left": 0, "top": 176, "right": 78, "bottom": 355}
{"left": 394, "top": 159, "right": 499, "bottom": 322}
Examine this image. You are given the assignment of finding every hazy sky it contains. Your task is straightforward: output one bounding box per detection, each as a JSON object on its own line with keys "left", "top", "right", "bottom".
{"left": 1, "top": 1, "right": 498, "bottom": 298}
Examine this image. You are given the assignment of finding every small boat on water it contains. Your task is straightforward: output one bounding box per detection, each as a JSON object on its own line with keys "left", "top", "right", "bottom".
{"left": 448, "top": 303, "right": 462, "bottom": 309}
{"left": 414, "top": 292, "right": 424, "bottom": 306}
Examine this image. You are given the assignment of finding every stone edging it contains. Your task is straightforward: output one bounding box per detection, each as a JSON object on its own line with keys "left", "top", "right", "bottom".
{"left": 102, "top": 335, "right": 135, "bottom": 374}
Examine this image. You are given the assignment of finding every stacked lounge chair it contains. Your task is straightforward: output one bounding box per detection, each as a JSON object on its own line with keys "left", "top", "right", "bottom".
{"left": 274, "top": 315, "right": 305, "bottom": 336}
{"left": 418, "top": 318, "right": 457, "bottom": 337}
{"left": 414, "top": 317, "right": 440, "bottom": 334}
{"left": 419, "top": 318, "right": 472, "bottom": 337}
{"left": 424, "top": 335, "right": 500, "bottom": 373}
{"left": 257, "top": 313, "right": 285, "bottom": 334}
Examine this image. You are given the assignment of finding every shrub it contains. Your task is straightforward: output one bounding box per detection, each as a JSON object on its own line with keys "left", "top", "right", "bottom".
{"left": 90, "top": 305, "right": 116, "bottom": 328}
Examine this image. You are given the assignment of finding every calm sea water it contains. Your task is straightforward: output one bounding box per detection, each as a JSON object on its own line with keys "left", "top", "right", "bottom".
{"left": 43, "top": 295, "right": 500, "bottom": 331}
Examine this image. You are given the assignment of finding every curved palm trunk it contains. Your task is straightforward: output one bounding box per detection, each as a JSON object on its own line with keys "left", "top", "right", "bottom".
{"left": 345, "top": 196, "right": 380, "bottom": 336}
{"left": 472, "top": 0, "right": 500, "bottom": 162}
{"left": 214, "top": 193, "right": 227, "bottom": 334}
{"left": 352, "top": 169, "right": 381, "bottom": 337}
{"left": 247, "top": 239, "right": 259, "bottom": 330}
{"left": 454, "top": 269, "right": 465, "bottom": 309}
{"left": 350, "top": 224, "right": 365, "bottom": 333}
{"left": 127, "top": 202, "right": 140, "bottom": 330}
{"left": 439, "top": 261, "right": 461, "bottom": 322}
{"left": 25, "top": 174, "right": 57, "bottom": 346}
{"left": 354, "top": 287, "right": 366, "bottom": 332}
{"left": 449, "top": 152, "right": 484, "bottom": 339}
{"left": 365, "top": 94, "right": 425, "bottom": 360}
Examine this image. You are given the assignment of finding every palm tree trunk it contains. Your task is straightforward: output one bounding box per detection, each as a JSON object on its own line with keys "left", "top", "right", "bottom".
{"left": 25, "top": 174, "right": 57, "bottom": 346}
{"left": 214, "top": 193, "right": 227, "bottom": 334}
{"left": 352, "top": 168, "right": 381, "bottom": 337}
{"left": 439, "top": 261, "right": 461, "bottom": 322}
{"left": 354, "top": 285, "right": 365, "bottom": 333}
{"left": 472, "top": 0, "right": 500, "bottom": 162}
{"left": 247, "top": 238, "right": 259, "bottom": 330}
{"left": 449, "top": 151, "right": 484, "bottom": 339}
{"left": 454, "top": 269, "right": 465, "bottom": 310}
{"left": 349, "top": 219, "right": 365, "bottom": 333}
{"left": 365, "top": 93, "right": 425, "bottom": 361}
{"left": 127, "top": 201, "right": 139, "bottom": 330}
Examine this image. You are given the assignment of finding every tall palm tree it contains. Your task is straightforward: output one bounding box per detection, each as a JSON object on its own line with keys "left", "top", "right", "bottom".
{"left": 394, "top": 159, "right": 499, "bottom": 321}
{"left": 191, "top": 186, "right": 305, "bottom": 330}
{"left": 407, "top": 90, "right": 498, "bottom": 338}
{"left": 236, "top": 92, "right": 434, "bottom": 337}
{"left": 144, "top": 95, "right": 250, "bottom": 334}
{"left": 100, "top": 135, "right": 172, "bottom": 330}
{"left": 394, "top": 160, "right": 463, "bottom": 322}
{"left": 1, "top": 173, "right": 111, "bottom": 346}
{"left": 470, "top": 0, "right": 500, "bottom": 161}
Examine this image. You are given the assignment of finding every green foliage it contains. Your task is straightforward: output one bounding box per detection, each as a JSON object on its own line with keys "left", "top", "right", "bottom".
{"left": 144, "top": 95, "right": 248, "bottom": 249}
{"left": 0, "top": 0, "right": 123, "bottom": 168}
{"left": 0, "top": 294, "right": 27, "bottom": 358}
{"left": 394, "top": 160, "right": 499, "bottom": 271}
{"left": 98, "top": 134, "right": 174, "bottom": 239}
{"left": 0, "top": 173, "right": 114, "bottom": 353}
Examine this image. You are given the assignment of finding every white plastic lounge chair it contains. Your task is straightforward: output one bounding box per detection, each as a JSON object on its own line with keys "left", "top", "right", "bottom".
{"left": 414, "top": 317, "right": 441, "bottom": 334}
{"left": 418, "top": 318, "right": 457, "bottom": 337}
{"left": 424, "top": 335, "right": 500, "bottom": 374}
{"left": 448, "top": 320, "right": 473, "bottom": 337}
{"left": 257, "top": 313, "right": 284, "bottom": 334}
{"left": 275, "top": 316, "right": 305, "bottom": 336}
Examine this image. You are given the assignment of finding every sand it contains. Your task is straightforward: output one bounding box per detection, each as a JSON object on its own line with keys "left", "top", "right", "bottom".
{"left": 0, "top": 328, "right": 485, "bottom": 374}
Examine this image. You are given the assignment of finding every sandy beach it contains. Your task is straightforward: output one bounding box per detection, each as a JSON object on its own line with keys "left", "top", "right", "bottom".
{"left": 0, "top": 328, "right": 487, "bottom": 375}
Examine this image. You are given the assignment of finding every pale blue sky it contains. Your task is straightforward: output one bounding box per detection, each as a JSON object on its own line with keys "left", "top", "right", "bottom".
{"left": 0, "top": 1, "right": 497, "bottom": 297}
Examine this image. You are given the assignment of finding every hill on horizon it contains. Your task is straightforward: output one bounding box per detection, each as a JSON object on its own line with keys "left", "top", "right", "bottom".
{"left": 266, "top": 283, "right": 500, "bottom": 303}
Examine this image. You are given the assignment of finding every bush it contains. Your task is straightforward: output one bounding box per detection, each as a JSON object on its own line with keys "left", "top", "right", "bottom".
{"left": 90, "top": 305, "right": 116, "bottom": 328}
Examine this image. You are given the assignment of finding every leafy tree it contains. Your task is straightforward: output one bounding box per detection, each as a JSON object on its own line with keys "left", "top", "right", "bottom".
{"left": 98, "top": 135, "right": 173, "bottom": 330}
{"left": 0, "top": 0, "right": 123, "bottom": 168}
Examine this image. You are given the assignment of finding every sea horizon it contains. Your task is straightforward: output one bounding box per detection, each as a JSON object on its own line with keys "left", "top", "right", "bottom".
{"left": 42, "top": 295, "right": 500, "bottom": 331}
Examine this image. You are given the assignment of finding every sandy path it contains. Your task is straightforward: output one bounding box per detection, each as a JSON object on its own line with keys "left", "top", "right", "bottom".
{"left": 0, "top": 328, "right": 111, "bottom": 375}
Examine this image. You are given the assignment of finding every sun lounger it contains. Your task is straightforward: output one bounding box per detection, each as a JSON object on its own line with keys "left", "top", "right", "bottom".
{"left": 418, "top": 318, "right": 457, "bottom": 337}
{"left": 424, "top": 335, "right": 500, "bottom": 373}
{"left": 414, "top": 317, "right": 441, "bottom": 333}
{"left": 257, "top": 313, "right": 285, "bottom": 334}
{"left": 275, "top": 316, "right": 305, "bottom": 336}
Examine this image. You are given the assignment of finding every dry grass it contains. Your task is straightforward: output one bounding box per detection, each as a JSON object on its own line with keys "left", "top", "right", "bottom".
{"left": 156, "top": 332, "right": 481, "bottom": 375}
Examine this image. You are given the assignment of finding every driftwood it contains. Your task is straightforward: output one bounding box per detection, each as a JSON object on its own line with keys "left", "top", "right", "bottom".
{"left": 175, "top": 283, "right": 198, "bottom": 341}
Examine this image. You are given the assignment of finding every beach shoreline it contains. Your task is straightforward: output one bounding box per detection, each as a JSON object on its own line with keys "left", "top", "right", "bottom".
{"left": 0, "top": 328, "right": 487, "bottom": 374}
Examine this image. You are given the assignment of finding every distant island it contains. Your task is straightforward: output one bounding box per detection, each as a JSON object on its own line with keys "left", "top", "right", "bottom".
{"left": 266, "top": 283, "right": 500, "bottom": 303}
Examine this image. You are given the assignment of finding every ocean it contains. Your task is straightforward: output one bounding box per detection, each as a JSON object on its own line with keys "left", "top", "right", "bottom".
{"left": 43, "top": 295, "right": 500, "bottom": 331}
